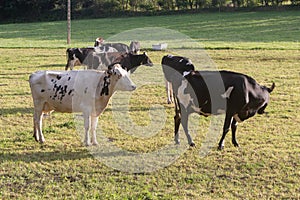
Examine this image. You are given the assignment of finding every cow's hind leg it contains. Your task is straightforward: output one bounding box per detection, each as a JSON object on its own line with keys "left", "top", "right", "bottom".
{"left": 83, "top": 114, "right": 91, "bottom": 146}
{"left": 33, "top": 109, "right": 45, "bottom": 143}
{"left": 32, "top": 100, "right": 45, "bottom": 143}
{"left": 91, "top": 116, "right": 99, "bottom": 146}
{"left": 231, "top": 118, "right": 239, "bottom": 147}
{"left": 180, "top": 109, "right": 195, "bottom": 147}
{"left": 218, "top": 114, "right": 232, "bottom": 150}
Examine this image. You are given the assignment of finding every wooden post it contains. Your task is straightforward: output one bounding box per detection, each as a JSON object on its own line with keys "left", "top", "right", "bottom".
{"left": 67, "top": 0, "right": 71, "bottom": 45}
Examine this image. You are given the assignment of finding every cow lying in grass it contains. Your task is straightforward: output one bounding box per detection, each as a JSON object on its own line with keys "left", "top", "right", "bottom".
{"left": 29, "top": 64, "right": 136, "bottom": 146}
{"left": 162, "top": 54, "right": 275, "bottom": 149}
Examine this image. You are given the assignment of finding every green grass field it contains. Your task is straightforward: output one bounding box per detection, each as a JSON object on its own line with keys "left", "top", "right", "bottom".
{"left": 0, "top": 11, "right": 300, "bottom": 199}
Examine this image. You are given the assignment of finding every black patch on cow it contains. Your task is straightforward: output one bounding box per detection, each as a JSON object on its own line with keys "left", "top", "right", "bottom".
{"left": 84, "top": 87, "right": 88, "bottom": 94}
{"left": 68, "top": 77, "right": 71, "bottom": 81}
{"left": 41, "top": 89, "right": 45, "bottom": 93}
{"left": 68, "top": 89, "right": 74, "bottom": 95}
{"left": 52, "top": 84, "right": 68, "bottom": 101}
{"left": 51, "top": 79, "right": 54, "bottom": 82}
{"left": 100, "top": 75, "right": 110, "bottom": 96}
{"left": 57, "top": 75, "right": 62, "bottom": 80}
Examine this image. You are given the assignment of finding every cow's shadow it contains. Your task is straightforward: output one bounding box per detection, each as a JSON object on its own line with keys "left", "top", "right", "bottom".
{"left": 0, "top": 107, "right": 33, "bottom": 115}
{"left": 0, "top": 149, "right": 91, "bottom": 163}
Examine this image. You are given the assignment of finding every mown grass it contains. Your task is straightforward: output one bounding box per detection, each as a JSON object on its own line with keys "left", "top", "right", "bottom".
{"left": 0, "top": 11, "right": 300, "bottom": 199}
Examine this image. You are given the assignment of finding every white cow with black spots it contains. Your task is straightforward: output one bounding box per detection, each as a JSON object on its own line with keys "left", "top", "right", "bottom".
{"left": 29, "top": 64, "right": 136, "bottom": 146}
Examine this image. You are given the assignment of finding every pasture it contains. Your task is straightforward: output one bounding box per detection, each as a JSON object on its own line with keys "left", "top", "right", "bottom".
{"left": 0, "top": 11, "right": 300, "bottom": 199}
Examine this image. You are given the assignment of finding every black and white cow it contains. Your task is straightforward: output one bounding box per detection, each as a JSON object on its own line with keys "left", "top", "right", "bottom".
{"left": 162, "top": 56, "right": 275, "bottom": 150}
{"left": 94, "top": 37, "right": 141, "bottom": 54}
{"left": 86, "top": 52, "right": 153, "bottom": 73}
{"left": 65, "top": 46, "right": 117, "bottom": 70}
{"left": 162, "top": 55, "right": 195, "bottom": 104}
{"left": 29, "top": 64, "right": 136, "bottom": 146}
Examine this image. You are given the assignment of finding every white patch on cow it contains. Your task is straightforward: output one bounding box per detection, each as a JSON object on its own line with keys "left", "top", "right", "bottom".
{"left": 167, "top": 54, "right": 174, "bottom": 58}
{"left": 183, "top": 71, "right": 191, "bottom": 77}
{"left": 221, "top": 86, "right": 234, "bottom": 99}
{"left": 177, "top": 79, "right": 192, "bottom": 109}
{"left": 233, "top": 114, "right": 242, "bottom": 123}
{"left": 179, "top": 59, "right": 183, "bottom": 62}
{"left": 94, "top": 47, "right": 103, "bottom": 53}
{"left": 187, "top": 59, "right": 193, "bottom": 65}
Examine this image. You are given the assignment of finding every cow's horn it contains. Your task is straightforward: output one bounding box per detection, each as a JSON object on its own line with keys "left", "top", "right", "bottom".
{"left": 267, "top": 82, "right": 275, "bottom": 93}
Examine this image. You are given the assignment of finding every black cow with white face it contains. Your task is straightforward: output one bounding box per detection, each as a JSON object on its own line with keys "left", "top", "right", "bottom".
{"left": 162, "top": 55, "right": 195, "bottom": 104}
{"left": 162, "top": 56, "right": 275, "bottom": 150}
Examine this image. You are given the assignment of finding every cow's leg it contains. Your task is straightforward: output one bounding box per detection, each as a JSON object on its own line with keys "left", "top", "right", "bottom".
{"left": 33, "top": 105, "right": 45, "bottom": 143}
{"left": 231, "top": 118, "right": 239, "bottom": 147}
{"left": 174, "top": 97, "right": 181, "bottom": 144}
{"left": 218, "top": 114, "right": 233, "bottom": 150}
{"left": 83, "top": 114, "right": 91, "bottom": 146}
{"left": 91, "top": 116, "right": 99, "bottom": 146}
{"left": 180, "top": 109, "right": 195, "bottom": 147}
{"left": 166, "top": 81, "right": 173, "bottom": 104}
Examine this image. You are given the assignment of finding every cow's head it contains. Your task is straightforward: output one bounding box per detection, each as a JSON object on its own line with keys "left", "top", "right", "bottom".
{"left": 127, "top": 52, "right": 153, "bottom": 67}
{"left": 162, "top": 55, "right": 195, "bottom": 83}
{"left": 235, "top": 82, "right": 275, "bottom": 122}
{"left": 257, "top": 82, "right": 275, "bottom": 114}
{"left": 108, "top": 64, "right": 136, "bottom": 92}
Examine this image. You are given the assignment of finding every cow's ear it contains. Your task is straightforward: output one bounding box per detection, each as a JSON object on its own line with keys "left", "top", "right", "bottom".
{"left": 267, "top": 82, "right": 275, "bottom": 93}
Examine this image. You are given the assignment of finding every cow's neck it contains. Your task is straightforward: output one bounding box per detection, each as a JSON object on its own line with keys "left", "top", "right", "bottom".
{"left": 94, "top": 75, "right": 118, "bottom": 115}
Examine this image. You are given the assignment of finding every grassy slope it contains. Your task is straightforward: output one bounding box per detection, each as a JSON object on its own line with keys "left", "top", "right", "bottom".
{"left": 0, "top": 11, "right": 299, "bottom": 49}
{"left": 0, "top": 11, "right": 299, "bottom": 199}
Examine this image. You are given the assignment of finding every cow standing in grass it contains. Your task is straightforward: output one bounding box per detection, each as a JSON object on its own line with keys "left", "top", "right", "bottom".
{"left": 29, "top": 64, "right": 136, "bottom": 146}
{"left": 162, "top": 55, "right": 275, "bottom": 149}
{"left": 94, "top": 37, "right": 141, "bottom": 54}
{"left": 86, "top": 52, "right": 153, "bottom": 73}
{"left": 65, "top": 46, "right": 117, "bottom": 70}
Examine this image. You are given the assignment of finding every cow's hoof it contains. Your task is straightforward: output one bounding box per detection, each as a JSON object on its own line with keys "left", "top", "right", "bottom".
{"left": 232, "top": 141, "right": 239, "bottom": 147}
{"left": 92, "top": 142, "right": 99, "bottom": 146}
{"left": 190, "top": 142, "right": 196, "bottom": 147}
{"left": 218, "top": 145, "right": 224, "bottom": 151}
{"left": 85, "top": 142, "right": 91, "bottom": 146}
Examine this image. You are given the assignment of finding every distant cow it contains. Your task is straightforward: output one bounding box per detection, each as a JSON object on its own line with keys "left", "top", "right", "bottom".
{"left": 162, "top": 57, "right": 275, "bottom": 149}
{"left": 65, "top": 46, "right": 117, "bottom": 70}
{"left": 94, "top": 38, "right": 141, "bottom": 54}
{"left": 162, "top": 55, "right": 195, "bottom": 104}
{"left": 29, "top": 64, "right": 136, "bottom": 146}
{"left": 86, "top": 52, "right": 153, "bottom": 73}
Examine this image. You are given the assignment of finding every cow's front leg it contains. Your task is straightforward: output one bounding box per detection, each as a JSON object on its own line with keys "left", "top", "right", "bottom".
{"left": 91, "top": 116, "right": 99, "bottom": 146}
{"left": 218, "top": 114, "right": 232, "bottom": 150}
{"left": 231, "top": 118, "right": 239, "bottom": 147}
{"left": 83, "top": 114, "right": 91, "bottom": 146}
{"left": 180, "top": 109, "right": 195, "bottom": 147}
{"left": 166, "top": 81, "right": 173, "bottom": 104}
{"left": 174, "top": 111, "right": 181, "bottom": 145}
{"left": 174, "top": 97, "right": 181, "bottom": 144}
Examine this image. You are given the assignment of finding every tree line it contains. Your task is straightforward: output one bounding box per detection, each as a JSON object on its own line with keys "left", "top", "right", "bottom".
{"left": 0, "top": 0, "right": 299, "bottom": 22}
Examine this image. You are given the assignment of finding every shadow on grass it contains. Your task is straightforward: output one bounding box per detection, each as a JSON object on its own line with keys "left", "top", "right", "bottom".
{"left": 36, "top": 64, "right": 65, "bottom": 69}
{"left": 0, "top": 107, "right": 33, "bottom": 115}
{"left": 0, "top": 150, "right": 91, "bottom": 163}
